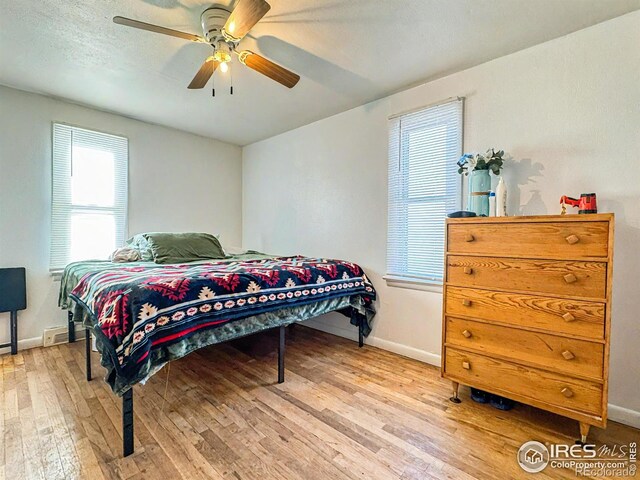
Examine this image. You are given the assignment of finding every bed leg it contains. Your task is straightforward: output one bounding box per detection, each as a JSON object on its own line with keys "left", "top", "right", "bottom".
{"left": 278, "top": 325, "right": 285, "bottom": 384}
{"left": 85, "top": 328, "right": 92, "bottom": 381}
{"left": 123, "top": 389, "right": 134, "bottom": 457}
{"left": 68, "top": 311, "right": 75, "bottom": 343}
{"left": 358, "top": 320, "right": 364, "bottom": 348}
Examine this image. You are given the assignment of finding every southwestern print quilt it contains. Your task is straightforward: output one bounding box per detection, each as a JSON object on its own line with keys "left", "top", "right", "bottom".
{"left": 70, "top": 256, "right": 376, "bottom": 393}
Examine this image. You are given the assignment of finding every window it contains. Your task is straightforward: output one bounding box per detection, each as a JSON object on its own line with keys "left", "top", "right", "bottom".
{"left": 51, "top": 123, "right": 128, "bottom": 270}
{"left": 387, "top": 98, "right": 463, "bottom": 284}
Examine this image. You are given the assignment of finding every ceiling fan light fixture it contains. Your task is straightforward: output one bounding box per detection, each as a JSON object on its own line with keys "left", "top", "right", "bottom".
{"left": 212, "top": 41, "right": 232, "bottom": 65}
{"left": 219, "top": 61, "right": 229, "bottom": 73}
{"left": 213, "top": 50, "right": 231, "bottom": 63}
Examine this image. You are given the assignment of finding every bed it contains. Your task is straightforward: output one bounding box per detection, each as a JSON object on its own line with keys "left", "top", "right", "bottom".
{"left": 59, "top": 250, "right": 376, "bottom": 456}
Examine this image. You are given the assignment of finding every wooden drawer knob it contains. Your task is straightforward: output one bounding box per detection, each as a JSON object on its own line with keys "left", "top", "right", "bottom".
{"left": 462, "top": 361, "right": 471, "bottom": 370}
{"left": 561, "top": 387, "right": 574, "bottom": 398}
{"left": 562, "top": 312, "right": 576, "bottom": 322}
{"left": 562, "top": 350, "right": 575, "bottom": 361}
{"left": 563, "top": 273, "right": 577, "bottom": 284}
{"left": 462, "top": 299, "right": 472, "bottom": 307}
{"left": 565, "top": 234, "right": 580, "bottom": 245}
{"left": 463, "top": 267, "right": 473, "bottom": 275}
{"left": 465, "top": 234, "right": 475, "bottom": 242}
{"left": 462, "top": 329, "right": 472, "bottom": 338}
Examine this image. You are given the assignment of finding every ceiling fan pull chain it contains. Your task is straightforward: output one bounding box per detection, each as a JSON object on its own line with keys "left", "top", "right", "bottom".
{"left": 230, "top": 62, "right": 234, "bottom": 95}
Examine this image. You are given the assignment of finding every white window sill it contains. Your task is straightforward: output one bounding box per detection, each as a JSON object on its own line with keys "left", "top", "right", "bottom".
{"left": 50, "top": 270, "right": 63, "bottom": 281}
{"left": 383, "top": 275, "right": 443, "bottom": 293}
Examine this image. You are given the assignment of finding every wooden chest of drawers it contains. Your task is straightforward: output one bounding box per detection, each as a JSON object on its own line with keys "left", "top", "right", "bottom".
{"left": 441, "top": 214, "right": 614, "bottom": 443}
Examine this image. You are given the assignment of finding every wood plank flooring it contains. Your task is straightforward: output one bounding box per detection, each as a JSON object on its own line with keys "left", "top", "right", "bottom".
{"left": 1, "top": 326, "right": 638, "bottom": 480}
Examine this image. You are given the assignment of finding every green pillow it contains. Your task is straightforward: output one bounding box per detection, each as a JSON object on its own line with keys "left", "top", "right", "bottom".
{"left": 143, "top": 232, "right": 227, "bottom": 264}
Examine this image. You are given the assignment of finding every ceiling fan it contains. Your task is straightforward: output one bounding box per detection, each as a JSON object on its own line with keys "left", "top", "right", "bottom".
{"left": 113, "top": 0, "right": 300, "bottom": 91}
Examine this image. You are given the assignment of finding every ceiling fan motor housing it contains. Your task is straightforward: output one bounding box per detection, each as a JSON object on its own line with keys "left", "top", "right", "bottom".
{"left": 201, "top": 7, "right": 231, "bottom": 44}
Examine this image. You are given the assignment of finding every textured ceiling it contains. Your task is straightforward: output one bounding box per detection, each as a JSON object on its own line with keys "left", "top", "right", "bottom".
{"left": 1, "top": 0, "right": 639, "bottom": 146}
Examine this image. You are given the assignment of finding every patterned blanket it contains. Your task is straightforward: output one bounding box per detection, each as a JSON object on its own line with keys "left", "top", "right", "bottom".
{"left": 70, "top": 256, "right": 376, "bottom": 393}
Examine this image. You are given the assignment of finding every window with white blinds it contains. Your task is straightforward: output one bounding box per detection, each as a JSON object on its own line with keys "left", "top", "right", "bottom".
{"left": 51, "top": 123, "right": 128, "bottom": 270}
{"left": 387, "top": 99, "right": 463, "bottom": 284}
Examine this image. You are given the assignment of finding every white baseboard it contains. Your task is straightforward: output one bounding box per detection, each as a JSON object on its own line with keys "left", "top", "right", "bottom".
{"left": 304, "top": 319, "right": 441, "bottom": 367}
{"left": 0, "top": 325, "right": 87, "bottom": 355}
{"left": 608, "top": 404, "right": 640, "bottom": 429}
{"left": 0, "top": 335, "right": 42, "bottom": 355}
{"left": 305, "top": 319, "right": 359, "bottom": 341}
{"left": 305, "top": 320, "right": 640, "bottom": 429}
{"left": 366, "top": 335, "right": 442, "bottom": 367}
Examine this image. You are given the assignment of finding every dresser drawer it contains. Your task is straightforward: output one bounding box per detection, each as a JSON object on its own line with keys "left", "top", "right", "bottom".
{"left": 445, "top": 287, "right": 605, "bottom": 339}
{"left": 445, "top": 348, "right": 602, "bottom": 415}
{"left": 447, "top": 221, "right": 609, "bottom": 259}
{"left": 446, "top": 256, "right": 607, "bottom": 299}
{"left": 445, "top": 317, "right": 604, "bottom": 379}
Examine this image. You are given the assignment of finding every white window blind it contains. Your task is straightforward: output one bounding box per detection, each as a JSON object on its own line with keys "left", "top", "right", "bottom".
{"left": 387, "top": 99, "right": 463, "bottom": 283}
{"left": 51, "top": 123, "right": 128, "bottom": 270}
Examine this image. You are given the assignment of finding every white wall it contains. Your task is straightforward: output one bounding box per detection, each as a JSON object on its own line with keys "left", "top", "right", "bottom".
{"left": 0, "top": 85, "right": 242, "bottom": 345}
{"left": 243, "top": 11, "right": 640, "bottom": 420}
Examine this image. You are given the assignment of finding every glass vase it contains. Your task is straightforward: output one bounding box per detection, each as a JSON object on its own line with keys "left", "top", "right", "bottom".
{"left": 467, "top": 169, "right": 491, "bottom": 216}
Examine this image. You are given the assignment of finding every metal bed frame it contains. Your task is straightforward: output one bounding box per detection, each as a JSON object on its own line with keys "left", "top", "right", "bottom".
{"left": 68, "top": 310, "right": 365, "bottom": 457}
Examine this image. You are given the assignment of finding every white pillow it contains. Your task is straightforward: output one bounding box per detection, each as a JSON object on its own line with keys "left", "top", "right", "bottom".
{"left": 110, "top": 246, "right": 142, "bottom": 263}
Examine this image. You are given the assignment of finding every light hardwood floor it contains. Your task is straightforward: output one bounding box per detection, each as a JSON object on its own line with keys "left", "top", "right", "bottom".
{"left": 1, "top": 326, "right": 637, "bottom": 480}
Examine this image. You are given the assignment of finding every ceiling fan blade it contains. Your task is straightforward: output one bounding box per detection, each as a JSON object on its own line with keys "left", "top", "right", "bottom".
{"left": 188, "top": 57, "right": 219, "bottom": 89}
{"left": 222, "top": 0, "right": 271, "bottom": 41}
{"left": 238, "top": 51, "right": 299, "bottom": 88}
{"left": 113, "top": 16, "right": 206, "bottom": 43}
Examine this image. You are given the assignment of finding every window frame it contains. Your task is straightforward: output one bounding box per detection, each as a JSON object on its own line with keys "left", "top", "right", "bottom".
{"left": 50, "top": 122, "right": 129, "bottom": 273}
{"left": 385, "top": 98, "right": 464, "bottom": 289}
